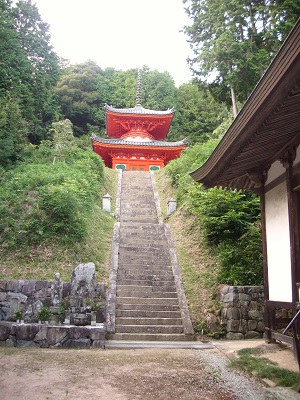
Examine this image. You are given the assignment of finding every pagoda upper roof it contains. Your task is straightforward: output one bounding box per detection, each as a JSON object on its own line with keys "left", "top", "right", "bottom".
{"left": 91, "top": 134, "right": 187, "bottom": 148}
{"left": 105, "top": 103, "right": 176, "bottom": 140}
{"left": 105, "top": 103, "right": 175, "bottom": 116}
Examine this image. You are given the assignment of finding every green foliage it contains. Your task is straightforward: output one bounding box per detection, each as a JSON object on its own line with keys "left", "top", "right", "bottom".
{"left": 169, "top": 83, "right": 229, "bottom": 144}
{"left": 187, "top": 186, "right": 262, "bottom": 285}
{"left": 0, "top": 93, "right": 29, "bottom": 166}
{"left": 183, "top": 0, "right": 300, "bottom": 110}
{"left": 0, "top": 143, "right": 104, "bottom": 248}
{"left": 55, "top": 61, "right": 103, "bottom": 136}
{"left": 231, "top": 348, "right": 300, "bottom": 388}
{"left": 38, "top": 305, "right": 51, "bottom": 322}
{"left": 14, "top": 309, "right": 22, "bottom": 320}
{"left": 0, "top": 0, "right": 60, "bottom": 143}
{"left": 164, "top": 132, "right": 263, "bottom": 286}
{"left": 218, "top": 223, "right": 263, "bottom": 285}
{"left": 188, "top": 187, "right": 260, "bottom": 244}
{"left": 50, "top": 119, "right": 75, "bottom": 161}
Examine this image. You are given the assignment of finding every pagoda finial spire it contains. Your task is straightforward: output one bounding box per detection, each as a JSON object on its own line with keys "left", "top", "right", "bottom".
{"left": 136, "top": 68, "right": 142, "bottom": 108}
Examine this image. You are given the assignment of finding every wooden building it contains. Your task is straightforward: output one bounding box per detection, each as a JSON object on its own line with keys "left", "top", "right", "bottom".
{"left": 190, "top": 20, "right": 300, "bottom": 346}
{"left": 92, "top": 73, "right": 187, "bottom": 171}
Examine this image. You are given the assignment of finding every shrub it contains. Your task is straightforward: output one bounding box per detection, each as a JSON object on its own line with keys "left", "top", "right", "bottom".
{"left": 218, "top": 223, "right": 263, "bottom": 285}
{"left": 0, "top": 144, "right": 104, "bottom": 248}
{"left": 188, "top": 187, "right": 261, "bottom": 245}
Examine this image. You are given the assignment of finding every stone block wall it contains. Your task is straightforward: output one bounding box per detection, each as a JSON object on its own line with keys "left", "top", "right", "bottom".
{"left": 218, "top": 285, "right": 265, "bottom": 339}
{"left": 0, "top": 321, "right": 105, "bottom": 349}
{"left": 0, "top": 279, "right": 106, "bottom": 323}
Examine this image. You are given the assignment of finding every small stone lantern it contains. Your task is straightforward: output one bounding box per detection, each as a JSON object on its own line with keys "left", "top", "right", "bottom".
{"left": 167, "top": 198, "right": 177, "bottom": 216}
{"left": 102, "top": 193, "right": 112, "bottom": 213}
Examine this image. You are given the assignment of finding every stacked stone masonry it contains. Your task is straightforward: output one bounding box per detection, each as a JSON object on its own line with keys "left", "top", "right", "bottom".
{"left": 218, "top": 285, "right": 265, "bottom": 340}
{"left": 0, "top": 278, "right": 106, "bottom": 348}
{"left": 0, "top": 321, "right": 105, "bottom": 349}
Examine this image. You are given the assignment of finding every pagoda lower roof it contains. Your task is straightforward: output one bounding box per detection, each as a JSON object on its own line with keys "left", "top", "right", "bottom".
{"left": 105, "top": 103, "right": 175, "bottom": 116}
{"left": 91, "top": 134, "right": 187, "bottom": 148}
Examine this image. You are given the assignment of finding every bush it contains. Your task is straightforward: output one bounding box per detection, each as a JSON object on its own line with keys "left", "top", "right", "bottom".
{"left": 164, "top": 136, "right": 263, "bottom": 287}
{"left": 188, "top": 187, "right": 260, "bottom": 245}
{"left": 218, "top": 223, "right": 263, "bottom": 285}
{"left": 0, "top": 144, "right": 104, "bottom": 248}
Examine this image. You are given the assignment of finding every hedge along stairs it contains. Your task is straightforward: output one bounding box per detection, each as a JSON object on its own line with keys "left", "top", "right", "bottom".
{"left": 106, "top": 171, "right": 195, "bottom": 343}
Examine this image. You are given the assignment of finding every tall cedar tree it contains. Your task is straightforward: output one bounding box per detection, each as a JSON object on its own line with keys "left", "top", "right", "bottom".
{"left": 0, "top": 0, "right": 60, "bottom": 144}
{"left": 183, "top": 0, "right": 300, "bottom": 115}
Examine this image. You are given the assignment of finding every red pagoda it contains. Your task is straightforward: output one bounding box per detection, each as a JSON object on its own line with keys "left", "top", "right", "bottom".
{"left": 91, "top": 72, "right": 187, "bottom": 171}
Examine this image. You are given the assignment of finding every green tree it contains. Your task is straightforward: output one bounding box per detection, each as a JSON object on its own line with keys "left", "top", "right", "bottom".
{"left": 183, "top": 0, "right": 300, "bottom": 115}
{"left": 55, "top": 61, "right": 103, "bottom": 136}
{"left": 169, "top": 83, "right": 228, "bottom": 143}
{"left": 50, "top": 119, "right": 74, "bottom": 162}
{"left": 0, "top": 93, "right": 29, "bottom": 167}
{"left": 0, "top": 0, "right": 60, "bottom": 143}
{"left": 96, "top": 67, "right": 177, "bottom": 133}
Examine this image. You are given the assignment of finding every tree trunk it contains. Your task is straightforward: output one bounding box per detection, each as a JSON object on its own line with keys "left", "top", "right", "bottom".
{"left": 231, "top": 86, "right": 238, "bottom": 118}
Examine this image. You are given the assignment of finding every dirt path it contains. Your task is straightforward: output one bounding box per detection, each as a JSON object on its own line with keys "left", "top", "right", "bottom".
{"left": 0, "top": 346, "right": 265, "bottom": 400}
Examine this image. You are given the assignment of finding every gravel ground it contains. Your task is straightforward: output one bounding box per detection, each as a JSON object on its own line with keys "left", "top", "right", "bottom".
{"left": 0, "top": 345, "right": 268, "bottom": 400}
{"left": 197, "top": 348, "right": 265, "bottom": 400}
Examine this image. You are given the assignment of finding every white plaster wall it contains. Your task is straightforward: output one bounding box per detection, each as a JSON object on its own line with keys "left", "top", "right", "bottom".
{"left": 293, "top": 145, "right": 300, "bottom": 166}
{"left": 265, "top": 181, "right": 292, "bottom": 302}
{"left": 265, "top": 160, "right": 285, "bottom": 185}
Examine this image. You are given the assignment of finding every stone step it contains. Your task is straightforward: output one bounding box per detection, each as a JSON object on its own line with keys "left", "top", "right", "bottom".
{"left": 120, "top": 218, "right": 159, "bottom": 224}
{"left": 118, "top": 259, "right": 171, "bottom": 266}
{"left": 119, "top": 239, "right": 167, "bottom": 246}
{"left": 116, "top": 310, "right": 182, "bottom": 318}
{"left": 115, "top": 317, "right": 183, "bottom": 326}
{"left": 117, "top": 284, "right": 176, "bottom": 293}
{"left": 118, "top": 246, "right": 169, "bottom": 254}
{"left": 117, "top": 271, "right": 173, "bottom": 280}
{"left": 116, "top": 297, "right": 179, "bottom": 306}
{"left": 116, "top": 303, "right": 180, "bottom": 312}
{"left": 120, "top": 223, "right": 164, "bottom": 231}
{"left": 115, "top": 325, "right": 184, "bottom": 334}
{"left": 106, "top": 333, "right": 193, "bottom": 341}
{"left": 116, "top": 289, "right": 178, "bottom": 299}
{"left": 117, "top": 279, "right": 175, "bottom": 286}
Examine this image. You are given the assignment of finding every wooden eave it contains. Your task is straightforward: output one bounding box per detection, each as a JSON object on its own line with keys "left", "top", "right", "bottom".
{"left": 190, "top": 19, "right": 300, "bottom": 193}
{"left": 91, "top": 136, "right": 187, "bottom": 167}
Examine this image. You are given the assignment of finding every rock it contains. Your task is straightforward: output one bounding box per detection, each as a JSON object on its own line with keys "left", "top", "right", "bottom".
{"left": 91, "top": 340, "right": 105, "bottom": 349}
{"left": 15, "top": 324, "right": 39, "bottom": 340}
{"left": 257, "top": 321, "right": 265, "bottom": 332}
{"left": 70, "top": 263, "right": 96, "bottom": 309}
{"left": 227, "top": 319, "right": 240, "bottom": 332}
{"left": 47, "top": 327, "right": 68, "bottom": 346}
{"left": 244, "top": 330, "right": 261, "bottom": 339}
{"left": 248, "top": 320, "right": 258, "bottom": 331}
{"left": 22, "top": 280, "right": 36, "bottom": 296}
{"left": 265, "top": 387, "right": 300, "bottom": 399}
{"left": 0, "top": 324, "right": 11, "bottom": 341}
{"left": 16, "top": 340, "right": 39, "bottom": 348}
{"left": 7, "top": 292, "right": 27, "bottom": 304}
{"left": 89, "top": 328, "right": 106, "bottom": 341}
{"left": 63, "top": 338, "right": 91, "bottom": 349}
{"left": 6, "top": 338, "right": 16, "bottom": 347}
{"left": 69, "top": 326, "right": 90, "bottom": 339}
{"left": 226, "top": 332, "right": 244, "bottom": 340}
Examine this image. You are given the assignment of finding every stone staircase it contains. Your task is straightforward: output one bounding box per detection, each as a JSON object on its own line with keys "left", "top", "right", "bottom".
{"left": 107, "top": 171, "right": 194, "bottom": 341}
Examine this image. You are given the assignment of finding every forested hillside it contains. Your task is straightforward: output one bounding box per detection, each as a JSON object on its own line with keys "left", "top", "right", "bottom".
{"left": 1, "top": 0, "right": 299, "bottom": 332}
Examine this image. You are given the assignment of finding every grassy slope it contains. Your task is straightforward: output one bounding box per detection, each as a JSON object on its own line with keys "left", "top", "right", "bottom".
{"left": 0, "top": 167, "right": 118, "bottom": 283}
{"left": 155, "top": 169, "right": 222, "bottom": 334}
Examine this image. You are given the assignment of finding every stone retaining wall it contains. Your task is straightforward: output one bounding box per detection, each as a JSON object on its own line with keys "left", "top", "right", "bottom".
{"left": 218, "top": 285, "right": 265, "bottom": 339}
{"left": 0, "top": 321, "right": 105, "bottom": 348}
{"left": 0, "top": 279, "right": 106, "bottom": 323}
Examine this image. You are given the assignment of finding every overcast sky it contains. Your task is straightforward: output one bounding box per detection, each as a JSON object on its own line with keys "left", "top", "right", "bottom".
{"left": 33, "top": 0, "right": 193, "bottom": 87}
